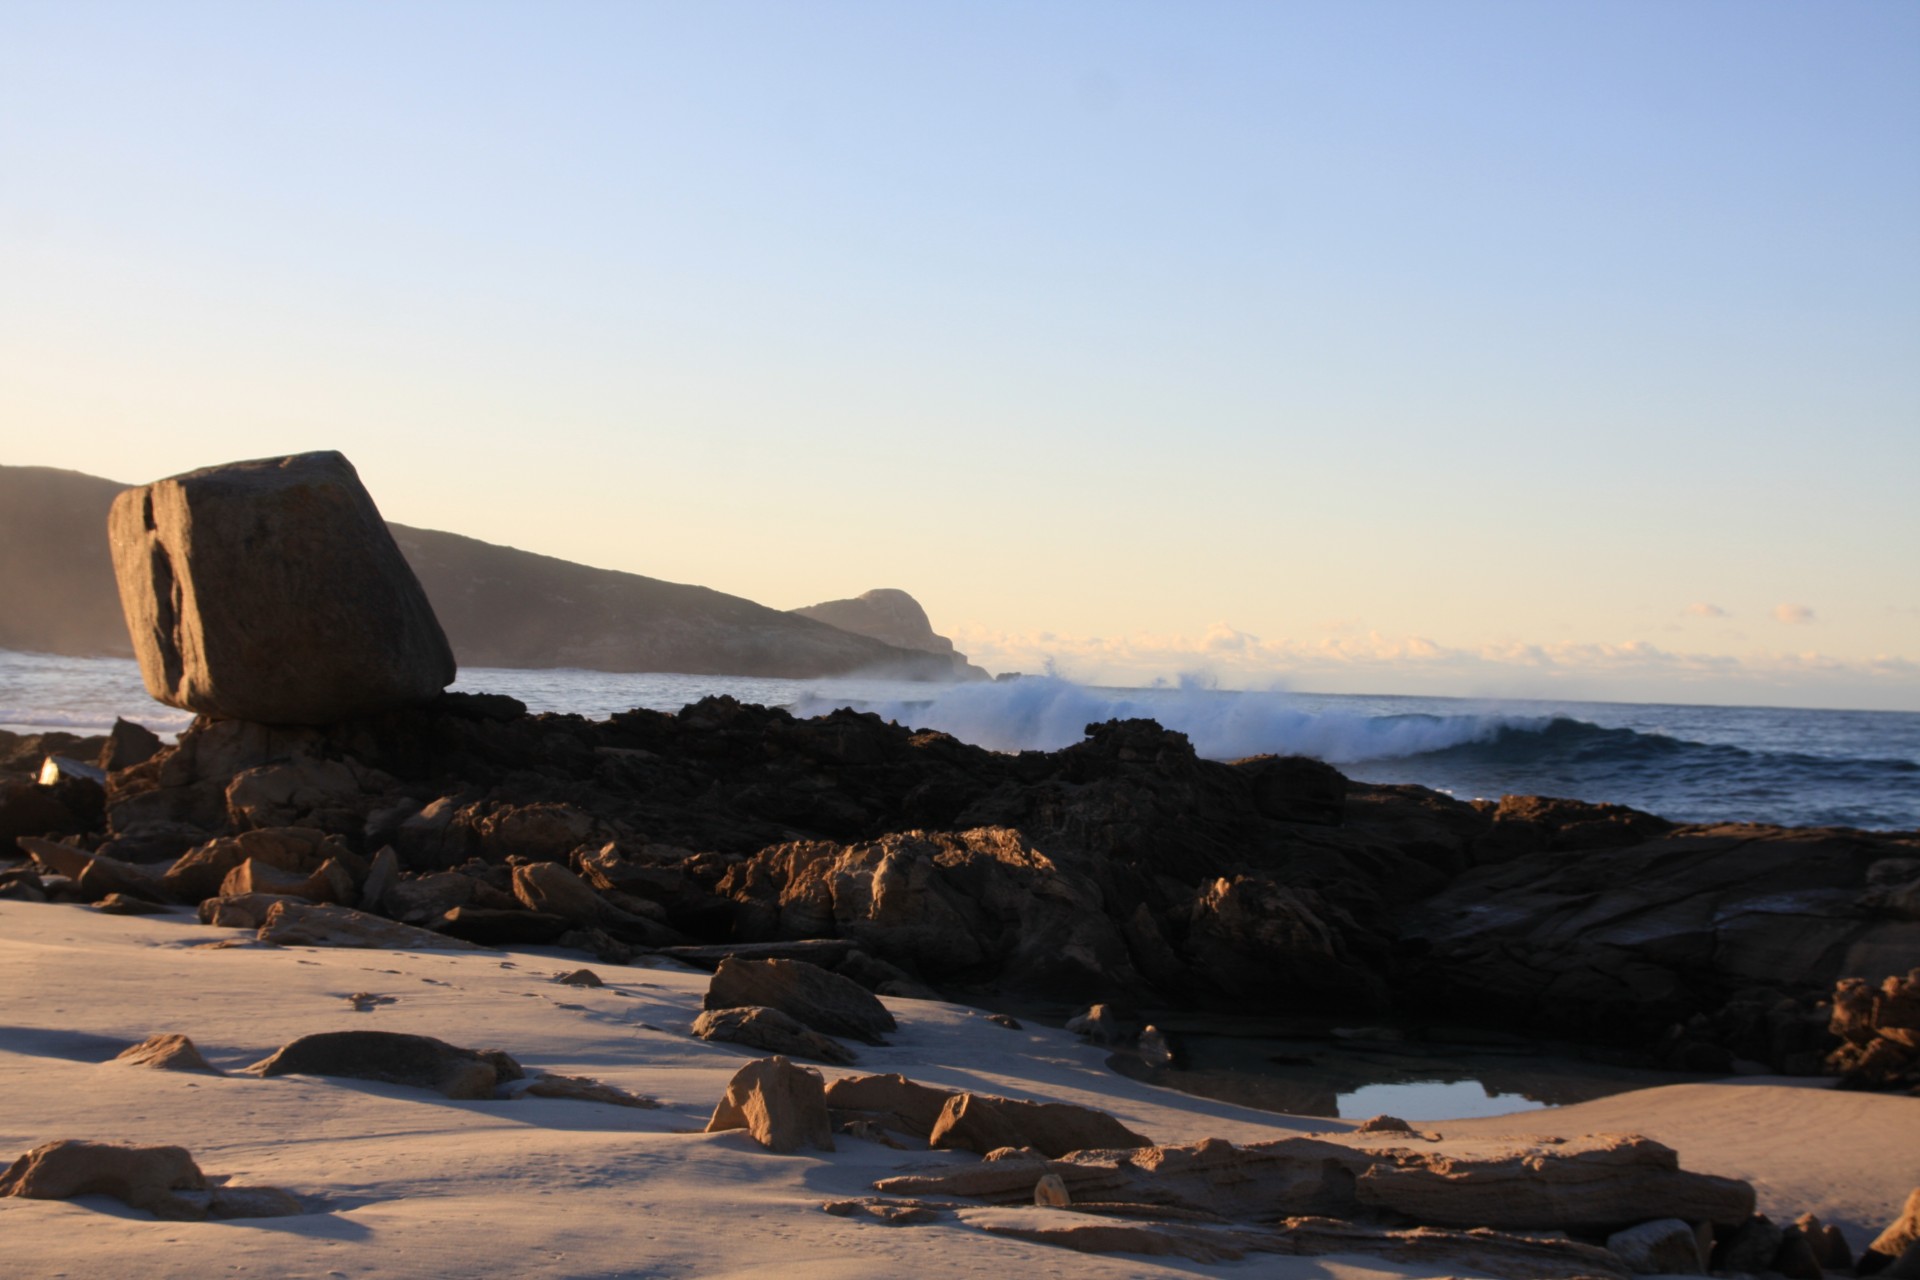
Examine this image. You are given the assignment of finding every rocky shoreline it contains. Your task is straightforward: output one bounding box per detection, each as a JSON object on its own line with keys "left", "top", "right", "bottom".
{"left": 4, "top": 687, "right": 1916, "bottom": 1091}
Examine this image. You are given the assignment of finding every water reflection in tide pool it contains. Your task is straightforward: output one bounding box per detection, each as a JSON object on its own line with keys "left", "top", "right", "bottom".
{"left": 1106, "top": 1029, "right": 1717, "bottom": 1122}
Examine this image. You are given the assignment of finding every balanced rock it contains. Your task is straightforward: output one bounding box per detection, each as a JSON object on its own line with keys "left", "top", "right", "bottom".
{"left": 247, "top": 1030, "right": 521, "bottom": 1100}
{"left": 692, "top": 1006, "right": 858, "bottom": 1065}
{"left": 705, "top": 1056, "right": 835, "bottom": 1154}
{"left": 704, "top": 957, "right": 895, "bottom": 1045}
{"left": 107, "top": 451, "right": 455, "bottom": 724}
{"left": 928, "top": 1092, "right": 1153, "bottom": 1159}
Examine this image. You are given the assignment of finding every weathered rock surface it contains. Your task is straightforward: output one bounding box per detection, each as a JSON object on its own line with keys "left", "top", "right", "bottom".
{"left": 928, "top": 1093, "right": 1153, "bottom": 1159}
{"left": 1865, "top": 1188, "right": 1920, "bottom": 1275}
{"left": 703, "top": 958, "right": 895, "bottom": 1045}
{"left": 877, "top": 1131, "right": 1753, "bottom": 1237}
{"left": 107, "top": 451, "right": 455, "bottom": 724}
{"left": 247, "top": 1030, "right": 520, "bottom": 1099}
{"left": 1352, "top": 1133, "right": 1754, "bottom": 1232}
{"left": 955, "top": 1206, "right": 1631, "bottom": 1279}
{"left": 692, "top": 1006, "right": 857, "bottom": 1065}
{"left": 256, "top": 901, "right": 485, "bottom": 951}
{"left": 519, "top": 1073, "right": 658, "bottom": 1108}
{"left": 823, "top": 1073, "right": 956, "bottom": 1139}
{"left": 114, "top": 1033, "right": 218, "bottom": 1073}
{"left": 704, "top": 1056, "right": 835, "bottom": 1154}
{"left": 1830, "top": 969, "right": 1920, "bottom": 1092}
{"left": 0, "top": 1140, "right": 301, "bottom": 1220}
{"left": 0, "top": 1139, "right": 208, "bottom": 1219}
{"left": 1606, "top": 1217, "right": 1704, "bottom": 1275}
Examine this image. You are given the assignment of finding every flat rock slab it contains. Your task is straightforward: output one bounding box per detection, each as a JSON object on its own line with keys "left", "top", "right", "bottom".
{"left": 258, "top": 901, "right": 485, "bottom": 951}
{"left": 247, "top": 1030, "right": 522, "bottom": 1100}
{"left": 108, "top": 450, "right": 455, "bottom": 724}
{"left": 703, "top": 957, "right": 895, "bottom": 1045}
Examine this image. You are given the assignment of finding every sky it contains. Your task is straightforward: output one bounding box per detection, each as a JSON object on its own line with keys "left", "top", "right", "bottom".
{"left": 2, "top": 1, "right": 1917, "bottom": 709}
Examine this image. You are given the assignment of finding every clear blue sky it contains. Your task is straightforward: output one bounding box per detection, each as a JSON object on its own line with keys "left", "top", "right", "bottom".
{"left": 4, "top": 1, "right": 1917, "bottom": 707}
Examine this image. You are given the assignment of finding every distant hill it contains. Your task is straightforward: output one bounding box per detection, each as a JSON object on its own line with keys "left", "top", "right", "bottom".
{"left": 791, "top": 588, "right": 987, "bottom": 680}
{"left": 0, "top": 466, "right": 131, "bottom": 658}
{"left": 0, "top": 463, "right": 979, "bottom": 681}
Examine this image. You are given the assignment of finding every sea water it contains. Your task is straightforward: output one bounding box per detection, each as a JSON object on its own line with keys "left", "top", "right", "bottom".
{"left": 5, "top": 649, "right": 1914, "bottom": 830}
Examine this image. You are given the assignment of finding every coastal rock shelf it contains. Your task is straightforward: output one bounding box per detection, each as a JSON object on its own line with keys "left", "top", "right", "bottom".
{"left": 2, "top": 691, "right": 1916, "bottom": 1078}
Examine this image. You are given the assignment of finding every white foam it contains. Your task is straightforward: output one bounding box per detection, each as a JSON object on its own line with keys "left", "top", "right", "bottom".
{"left": 789, "top": 674, "right": 1539, "bottom": 763}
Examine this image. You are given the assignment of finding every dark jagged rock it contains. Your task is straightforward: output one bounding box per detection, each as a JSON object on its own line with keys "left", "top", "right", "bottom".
{"left": 44, "top": 685, "right": 1914, "bottom": 1058}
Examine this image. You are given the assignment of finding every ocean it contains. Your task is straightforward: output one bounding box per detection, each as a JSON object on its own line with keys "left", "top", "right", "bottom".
{"left": 4, "top": 648, "right": 1916, "bottom": 831}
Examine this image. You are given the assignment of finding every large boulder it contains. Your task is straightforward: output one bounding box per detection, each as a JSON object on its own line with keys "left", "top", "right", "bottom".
{"left": 691, "top": 1006, "right": 858, "bottom": 1065}
{"left": 704, "top": 1056, "right": 835, "bottom": 1154}
{"left": 246, "top": 1030, "right": 521, "bottom": 1100}
{"left": 927, "top": 1093, "right": 1153, "bottom": 1159}
{"left": 107, "top": 451, "right": 455, "bottom": 724}
{"left": 704, "top": 957, "right": 896, "bottom": 1045}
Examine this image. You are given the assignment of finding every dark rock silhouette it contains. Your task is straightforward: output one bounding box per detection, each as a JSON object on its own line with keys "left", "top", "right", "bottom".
{"left": 790, "top": 587, "right": 986, "bottom": 679}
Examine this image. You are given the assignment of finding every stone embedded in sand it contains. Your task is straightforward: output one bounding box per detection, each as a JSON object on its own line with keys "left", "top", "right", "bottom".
{"left": 705, "top": 1056, "right": 835, "bottom": 1154}
{"left": 1606, "top": 1218, "right": 1704, "bottom": 1275}
{"left": 928, "top": 1092, "right": 1153, "bottom": 1159}
{"left": 823, "top": 1073, "right": 956, "bottom": 1140}
{"left": 520, "top": 1073, "right": 659, "bottom": 1109}
{"left": 0, "top": 1139, "right": 208, "bottom": 1220}
{"left": 693, "top": 1006, "right": 858, "bottom": 1065}
{"left": 703, "top": 957, "right": 895, "bottom": 1046}
{"left": 1352, "top": 1133, "right": 1755, "bottom": 1233}
{"left": 554, "top": 968, "right": 603, "bottom": 987}
{"left": 94, "top": 891, "right": 169, "bottom": 915}
{"left": 1034, "top": 1173, "right": 1071, "bottom": 1207}
{"left": 247, "top": 1030, "right": 521, "bottom": 1100}
{"left": 115, "top": 1033, "right": 219, "bottom": 1074}
{"left": 107, "top": 450, "right": 455, "bottom": 724}
{"left": 1355, "top": 1115, "right": 1412, "bottom": 1134}
{"left": 256, "top": 900, "right": 485, "bottom": 951}
{"left": 820, "top": 1196, "right": 947, "bottom": 1225}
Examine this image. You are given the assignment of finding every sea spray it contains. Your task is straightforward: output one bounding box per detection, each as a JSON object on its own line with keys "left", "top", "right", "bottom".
{"left": 788, "top": 674, "right": 1539, "bottom": 762}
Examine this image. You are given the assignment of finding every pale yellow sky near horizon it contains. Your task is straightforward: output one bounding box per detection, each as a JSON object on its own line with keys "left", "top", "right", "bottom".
{"left": 2, "top": 4, "right": 1915, "bottom": 710}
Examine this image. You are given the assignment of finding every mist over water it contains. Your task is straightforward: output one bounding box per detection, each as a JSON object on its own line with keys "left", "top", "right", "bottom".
{"left": 4, "top": 651, "right": 1915, "bottom": 831}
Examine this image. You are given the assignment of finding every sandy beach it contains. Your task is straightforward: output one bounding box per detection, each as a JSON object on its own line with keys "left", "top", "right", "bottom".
{"left": 3, "top": 898, "right": 1913, "bottom": 1280}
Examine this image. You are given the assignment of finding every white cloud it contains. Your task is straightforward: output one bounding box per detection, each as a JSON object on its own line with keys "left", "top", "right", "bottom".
{"left": 948, "top": 621, "right": 1919, "bottom": 709}
{"left": 1686, "top": 602, "right": 1728, "bottom": 618}
{"left": 1773, "top": 603, "right": 1816, "bottom": 625}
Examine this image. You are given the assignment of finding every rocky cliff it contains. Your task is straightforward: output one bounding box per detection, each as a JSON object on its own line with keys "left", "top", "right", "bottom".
{"left": 0, "top": 464, "right": 965, "bottom": 680}
{"left": 789, "top": 588, "right": 987, "bottom": 680}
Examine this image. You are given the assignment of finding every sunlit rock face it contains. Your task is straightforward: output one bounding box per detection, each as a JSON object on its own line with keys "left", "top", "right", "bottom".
{"left": 108, "top": 451, "right": 455, "bottom": 725}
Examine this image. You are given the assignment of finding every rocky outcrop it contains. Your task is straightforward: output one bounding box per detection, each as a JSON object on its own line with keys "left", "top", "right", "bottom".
{"left": 1829, "top": 969, "right": 1920, "bottom": 1092}
{"left": 704, "top": 1056, "right": 835, "bottom": 1154}
{"left": 876, "top": 1131, "right": 1752, "bottom": 1237}
{"left": 107, "top": 452, "right": 455, "bottom": 724}
{"left": 247, "top": 1030, "right": 521, "bottom": 1099}
{"left": 789, "top": 588, "right": 987, "bottom": 680}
